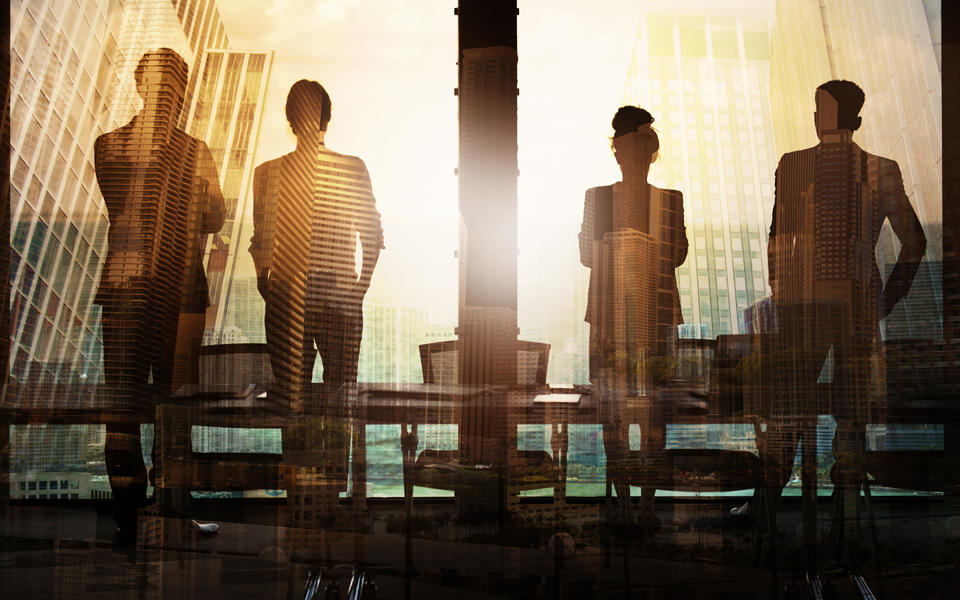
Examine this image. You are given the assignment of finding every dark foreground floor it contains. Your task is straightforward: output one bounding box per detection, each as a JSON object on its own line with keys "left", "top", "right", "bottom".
{"left": 1, "top": 501, "right": 959, "bottom": 599}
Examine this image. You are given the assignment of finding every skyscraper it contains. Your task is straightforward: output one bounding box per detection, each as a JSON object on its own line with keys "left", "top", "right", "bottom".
{"left": 8, "top": 0, "right": 231, "bottom": 387}
{"left": 185, "top": 49, "right": 273, "bottom": 341}
{"left": 357, "top": 304, "right": 430, "bottom": 383}
{"left": 171, "top": 0, "right": 231, "bottom": 128}
{"left": 623, "top": 10, "right": 779, "bottom": 337}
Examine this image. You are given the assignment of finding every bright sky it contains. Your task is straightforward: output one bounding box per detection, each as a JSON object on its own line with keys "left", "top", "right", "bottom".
{"left": 218, "top": 0, "right": 775, "bottom": 327}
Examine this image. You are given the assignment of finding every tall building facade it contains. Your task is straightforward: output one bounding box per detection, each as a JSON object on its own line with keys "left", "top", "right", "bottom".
{"left": 171, "top": 0, "right": 231, "bottom": 128}
{"left": 623, "top": 11, "right": 779, "bottom": 337}
{"left": 357, "top": 304, "right": 430, "bottom": 383}
{"left": 214, "top": 275, "right": 262, "bottom": 342}
{"left": 769, "top": 0, "right": 942, "bottom": 339}
{"left": 185, "top": 49, "right": 273, "bottom": 341}
{"left": 8, "top": 0, "right": 231, "bottom": 386}
{"left": 9, "top": 424, "right": 89, "bottom": 472}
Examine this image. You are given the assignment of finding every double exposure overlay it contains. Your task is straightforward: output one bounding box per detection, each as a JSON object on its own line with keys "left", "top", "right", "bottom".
{"left": 2, "top": 1, "right": 955, "bottom": 598}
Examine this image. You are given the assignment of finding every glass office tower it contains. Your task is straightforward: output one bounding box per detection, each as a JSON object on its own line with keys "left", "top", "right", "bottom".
{"left": 9, "top": 0, "right": 231, "bottom": 389}
{"left": 623, "top": 10, "right": 779, "bottom": 337}
{"left": 186, "top": 49, "right": 273, "bottom": 343}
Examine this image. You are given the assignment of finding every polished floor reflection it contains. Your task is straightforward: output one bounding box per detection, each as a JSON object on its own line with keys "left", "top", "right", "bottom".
{"left": 2, "top": 381, "right": 958, "bottom": 599}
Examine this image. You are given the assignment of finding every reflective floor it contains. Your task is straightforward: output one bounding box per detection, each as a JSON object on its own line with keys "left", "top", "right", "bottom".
{"left": 3, "top": 385, "right": 959, "bottom": 599}
{"left": 1, "top": 499, "right": 957, "bottom": 599}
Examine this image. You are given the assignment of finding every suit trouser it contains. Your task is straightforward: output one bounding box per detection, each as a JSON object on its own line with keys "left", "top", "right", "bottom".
{"left": 264, "top": 278, "right": 363, "bottom": 405}
{"left": 758, "top": 302, "right": 876, "bottom": 565}
{"left": 99, "top": 292, "right": 178, "bottom": 526}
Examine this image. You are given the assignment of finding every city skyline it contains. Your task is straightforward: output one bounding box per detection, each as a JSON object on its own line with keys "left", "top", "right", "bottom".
{"left": 2, "top": 2, "right": 953, "bottom": 596}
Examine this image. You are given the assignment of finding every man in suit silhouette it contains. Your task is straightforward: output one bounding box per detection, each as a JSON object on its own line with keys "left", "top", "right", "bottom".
{"left": 250, "top": 80, "right": 383, "bottom": 407}
{"left": 753, "top": 80, "right": 926, "bottom": 563}
{"left": 94, "top": 48, "right": 225, "bottom": 543}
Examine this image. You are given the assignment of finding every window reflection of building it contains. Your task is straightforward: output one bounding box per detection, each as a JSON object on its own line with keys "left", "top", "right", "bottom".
{"left": 7, "top": 0, "right": 278, "bottom": 502}
{"left": 358, "top": 305, "right": 430, "bottom": 383}
{"left": 188, "top": 50, "right": 273, "bottom": 343}
{"left": 9, "top": 0, "right": 230, "bottom": 388}
{"left": 624, "top": 11, "right": 778, "bottom": 338}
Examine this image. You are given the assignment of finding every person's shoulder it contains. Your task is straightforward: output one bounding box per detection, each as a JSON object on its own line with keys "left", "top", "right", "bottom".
{"left": 865, "top": 149, "right": 899, "bottom": 169}
{"left": 95, "top": 122, "right": 134, "bottom": 147}
{"left": 346, "top": 153, "right": 369, "bottom": 173}
{"left": 585, "top": 184, "right": 613, "bottom": 197}
{"left": 310, "top": 146, "right": 368, "bottom": 177}
{"left": 649, "top": 185, "right": 683, "bottom": 205}
{"left": 172, "top": 126, "right": 200, "bottom": 144}
{"left": 254, "top": 155, "right": 286, "bottom": 174}
{"left": 586, "top": 184, "right": 613, "bottom": 192}
{"left": 95, "top": 130, "right": 115, "bottom": 145}
{"left": 774, "top": 146, "right": 817, "bottom": 173}
{"left": 652, "top": 185, "right": 682, "bottom": 198}
{"left": 324, "top": 148, "right": 369, "bottom": 172}
{"left": 94, "top": 126, "right": 133, "bottom": 163}
{"left": 170, "top": 129, "right": 215, "bottom": 161}
{"left": 847, "top": 144, "right": 902, "bottom": 177}
{"left": 781, "top": 145, "right": 816, "bottom": 162}
{"left": 93, "top": 132, "right": 111, "bottom": 155}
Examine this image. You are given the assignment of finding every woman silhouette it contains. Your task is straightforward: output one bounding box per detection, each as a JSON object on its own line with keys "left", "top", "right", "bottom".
{"left": 579, "top": 106, "right": 688, "bottom": 391}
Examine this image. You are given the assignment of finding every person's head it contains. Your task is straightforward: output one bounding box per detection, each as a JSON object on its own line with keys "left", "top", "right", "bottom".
{"left": 286, "top": 79, "right": 332, "bottom": 139}
{"left": 610, "top": 106, "right": 659, "bottom": 174}
{"left": 815, "top": 80, "right": 863, "bottom": 138}
{"left": 134, "top": 48, "right": 189, "bottom": 113}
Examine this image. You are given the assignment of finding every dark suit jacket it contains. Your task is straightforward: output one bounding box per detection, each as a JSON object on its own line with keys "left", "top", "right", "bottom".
{"left": 579, "top": 183, "right": 688, "bottom": 351}
{"left": 94, "top": 116, "right": 225, "bottom": 313}
{"left": 249, "top": 146, "right": 382, "bottom": 303}
{"left": 768, "top": 139, "right": 926, "bottom": 321}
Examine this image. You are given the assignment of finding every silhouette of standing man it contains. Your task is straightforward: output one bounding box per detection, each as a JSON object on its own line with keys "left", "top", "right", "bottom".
{"left": 94, "top": 48, "right": 225, "bottom": 543}
{"left": 759, "top": 80, "right": 925, "bottom": 564}
{"left": 250, "top": 80, "right": 383, "bottom": 407}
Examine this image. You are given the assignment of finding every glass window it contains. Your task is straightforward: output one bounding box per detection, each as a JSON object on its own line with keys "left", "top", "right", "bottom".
{"left": 2, "top": 3, "right": 948, "bottom": 593}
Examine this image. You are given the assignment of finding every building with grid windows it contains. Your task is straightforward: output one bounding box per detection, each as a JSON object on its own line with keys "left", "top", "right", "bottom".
{"left": 9, "top": 0, "right": 233, "bottom": 389}
{"left": 358, "top": 304, "right": 430, "bottom": 383}
{"left": 186, "top": 49, "right": 273, "bottom": 342}
{"left": 623, "top": 10, "right": 779, "bottom": 338}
